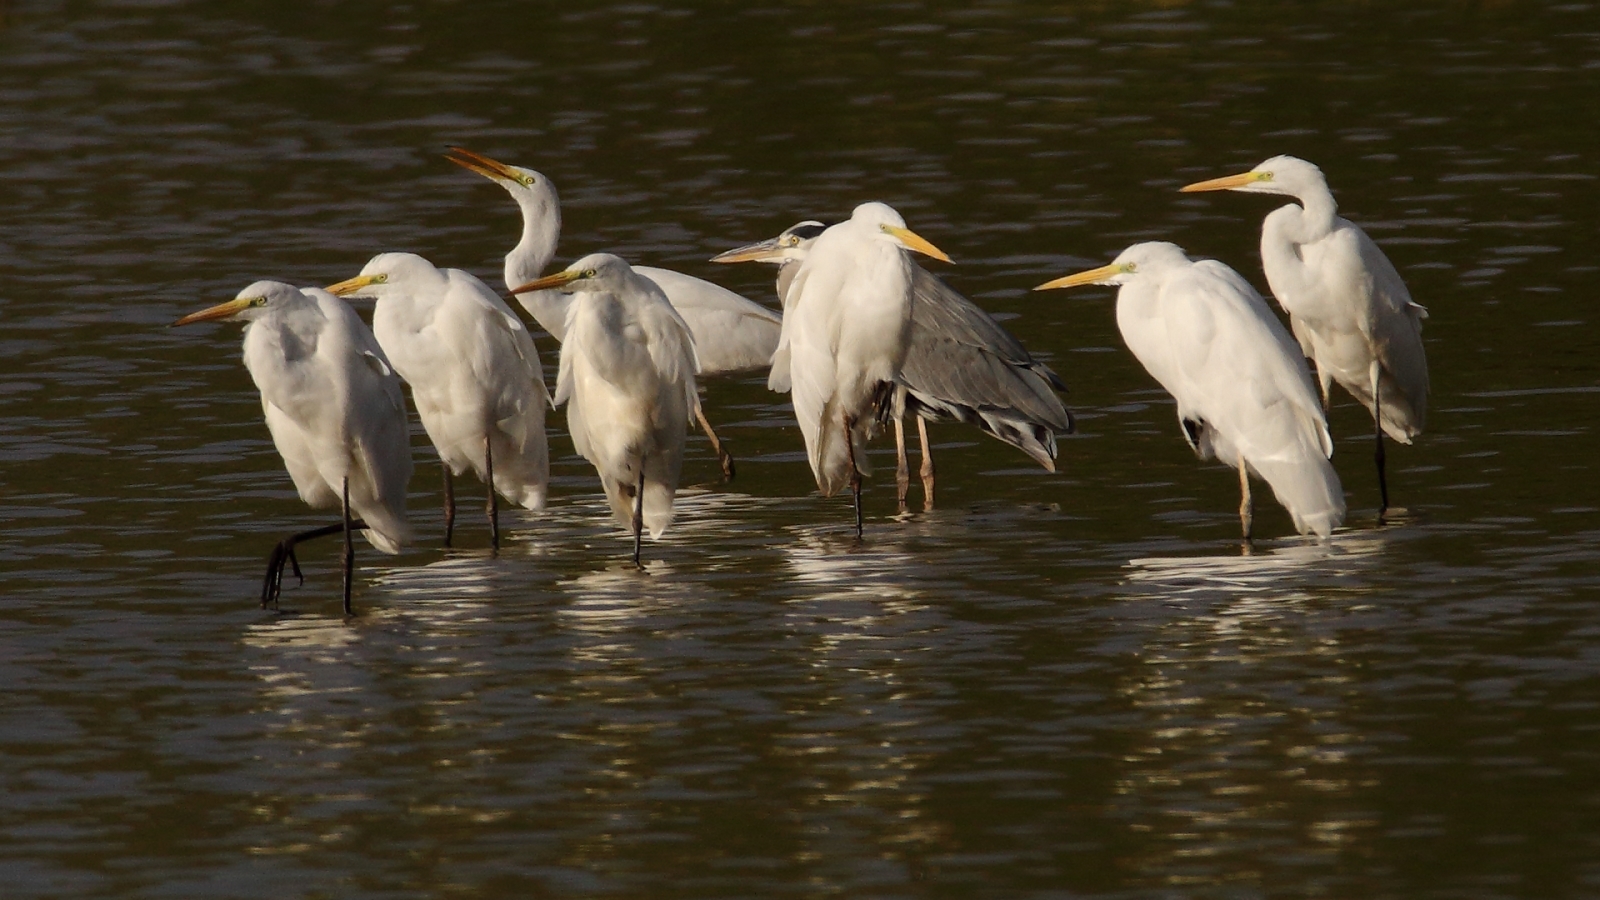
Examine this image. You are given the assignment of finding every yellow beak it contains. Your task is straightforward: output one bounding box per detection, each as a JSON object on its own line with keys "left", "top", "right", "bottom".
{"left": 325, "top": 274, "right": 383, "bottom": 297}
{"left": 171, "top": 297, "right": 254, "bottom": 327}
{"left": 1033, "top": 263, "right": 1129, "bottom": 291}
{"left": 882, "top": 225, "right": 952, "bottom": 264}
{"left": 509, "top": 270, "right": 583, "bottom": 294}
{"left": 1179, "top": 171, "right": 1263, "bottom": 193}
{"left": 445, "top": 146, "right": 521, "bottom": 183}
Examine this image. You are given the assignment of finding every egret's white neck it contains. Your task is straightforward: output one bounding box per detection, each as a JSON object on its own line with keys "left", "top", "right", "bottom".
{"left": 504, "top": 190, "right": 561, "bottom": 291}
{"left": 1275, "top": 182, "right": 1339, "bottom": 245}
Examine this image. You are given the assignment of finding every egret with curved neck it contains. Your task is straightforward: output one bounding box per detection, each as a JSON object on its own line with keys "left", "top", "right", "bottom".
{"left": 446, "top": 147, "right": 781, "bottom": 479}
{"left": 1182, "top": 155, "right": 1428, "bottom": 515}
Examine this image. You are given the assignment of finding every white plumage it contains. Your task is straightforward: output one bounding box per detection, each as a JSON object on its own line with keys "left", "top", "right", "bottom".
{"left": 172, "top": 280, "right": 412, "bottom": 610}
{"left": 328, "top": 252, "right": 549, "bottom": 545}
{"left": 445, "top": 146, "right": 781, "bottom": 373}
{"left": 513, "top": 252, "right": 700, "bottom": 561}
{"left": 713, "top": 219, "right": 1071, "bottom": 508}
{"left": 1037, "top": 242, "right": 1345, "bottom": 538}
{"left": 1182, "top": 155, "right": 1429, "bottom": 510}
{"left": 768, "top": 202, "right": 950, "bottom": 534}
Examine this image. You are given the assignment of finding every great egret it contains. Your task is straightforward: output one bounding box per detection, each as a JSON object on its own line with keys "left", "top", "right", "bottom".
{"left": 172, "top": 281, "right": 413, "bottom": 614}
{"left": 765, "top": 202, "right": 950, "bottom": 537}
{"left": 445, "top": 146, "right": 779, "bottom": 478}
{"left": 1180, "top": 155, "right": 1428, "bottom": 513}
{"left": 326, "top": 252, "right": 549, "bottom": 550}
{"left": 1036, "top": 242, "right": 1345, "bottom": 539}
{"left": 713, "top": 221, "right": 1073, "bottom": 510}
{"left": 509, "top": 253, "right": 700, "bottom": 565}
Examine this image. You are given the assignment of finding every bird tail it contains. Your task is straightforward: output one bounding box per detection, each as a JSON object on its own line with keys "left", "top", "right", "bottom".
{"left": 1250, "top": 448, "right": 1346, "bottom": 538}
{"left": 490, "top": 418, "right": 550, "bottom": 511}
{"left": 596, "top": 443, "right": 684, "bottom": 540}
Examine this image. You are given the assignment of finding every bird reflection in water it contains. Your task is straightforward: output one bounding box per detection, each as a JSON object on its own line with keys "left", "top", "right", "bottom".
{"left": 1109, "top": 534, "right": 1387, "bottom": 888}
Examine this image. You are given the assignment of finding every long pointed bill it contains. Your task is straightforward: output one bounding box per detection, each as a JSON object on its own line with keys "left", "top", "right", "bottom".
{"left": 710, "top": 237, "right": 786, "bottom": 264}
{"left": 444, "top": 146, "right": 521, "bottom": 183}
{"left": 509, "top": 270, "right": 584, "bottom": 294}
{"left": 171, "top": 297, "right": 254, "bottom": 327}
{"left": 325, "top": 274, "right": 383, "bottom": 297}
{"left": 882, "top": 225, "right": 952, "bottom": 263}
{"left": 1179, "top": 171, "right": 1264, "bottom": 193}
{"left": 1034, "top": 263, "right": 1129, "bottom": 291}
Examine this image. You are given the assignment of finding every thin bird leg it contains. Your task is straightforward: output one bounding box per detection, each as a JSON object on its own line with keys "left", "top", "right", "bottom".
{"left": 695, "top": 406, "right": 736, "bottom": 480}
{"left": 917, "top": 415, "right": 936, "bottom": 511}
{"left": 485, "top": 435, "right": 499, "bottom": 551}
{"left": 1371, "top": 360, "right": 1390, "bottom": 518}
{"left": 1238, "top": 455, "right": 1254, "bottom": 541}
{"left": 894, "top": 416, "right": 910, "bottom": 512}
{"left": 632, "top": 463, "right": 646, "bottom": 567}
{"left": 441, "top": 460, "right": 456, "bottom": 547}
{"left": 261, "top": 521, "right": 358, "bottom": 610}
{"left": 341, "top": 476, "right": 355, "bottom": 616}
{"left": 843, "top": 413, "right": 863, "bottom": 539}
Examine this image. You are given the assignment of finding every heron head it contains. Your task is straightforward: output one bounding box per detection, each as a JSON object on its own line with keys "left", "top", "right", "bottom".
{"left": 325, "top": 252, "right": 441, "bottom": 300}
{"left": 1034, "top": 242, "right": 1191, "bottom": 291}
{"left": 509, "top": 252, "right": 632, "bottom": 295}
{"left": 849, "top": 201, "right": 952, "bottom": 263}
{"left": 710, "top": 220, "right": 827, "bottom": 265}
{"left": 445, "top": 146, "right": 556, "bottom": 197}
{"left": 1180, "top": 154, "right": 1326, "bottom": 198}
{"left": 171, "top": 280, "right": 303, "bottom": 326}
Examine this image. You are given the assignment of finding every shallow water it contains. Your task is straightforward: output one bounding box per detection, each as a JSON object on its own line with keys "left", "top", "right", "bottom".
{"left": 2, "top": 1, "right": 1599, "bottom": 896}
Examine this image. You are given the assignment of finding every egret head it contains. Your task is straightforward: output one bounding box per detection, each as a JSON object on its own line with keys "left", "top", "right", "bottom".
{"left": 171, "top": 280, "right": 304, "bottom": 326}
{"left": 710, "top": 220, "right": 826, "bottom": 266}
{"left": 325, "top": 252, "right": 443, "bottom": 300}
{"left": 508, "top": 252, "right": 633, "bottom": 295}
{"left": 1033, "top": 242, "right": 1191, "bottom": 291}
{"left": 850, "top": 201, "right": 952, "bottom": 263}
{"left": 1180, "top": 154, "right": 1326, "bottom": 198}
{"left": 445, "top": 146, "right": 558, "bottom": 204}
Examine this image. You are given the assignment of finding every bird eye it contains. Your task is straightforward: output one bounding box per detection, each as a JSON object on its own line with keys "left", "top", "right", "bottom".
{"left": 584, "top": 269, "right": 597, "bottom": 278}
{"left": 1260, "top": 172, "right": 1274, "bottom": 182}
{"left": 520, "top": 175, "right": 534, "bottom": 187}
{"left": 374, "top": 274, "right": 388, "bottom": 284}
{"left": 252, "top": 297, "right": 268, "bottom": 306}
{"left": 1125, "top": 263, "right": 1138, "bottom": 273}
{"left": 784, "top": 236, "right": 798, "bottom": 246}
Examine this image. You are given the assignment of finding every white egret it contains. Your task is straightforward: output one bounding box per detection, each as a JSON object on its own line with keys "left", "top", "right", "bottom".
{"left": 765, "top": 202, "right": 950, "bottom": 537}
{"left": 326, "top": 252, "right": 549, "bottom": 550}
{"left": 172, "top": 281, "right": 413, "bottom": 614}
{"left": 1181, "top": 155, "right": 1429, "bottom": 513}
{"left": 445, "top": 146, "right": 780, "bottom": 478}
{"left": 713, "top": 221, "right": 1073, "bottom": 510}
{"left": 509, "top": 253, "right": 700, "bottom": 565}
{"left": 1036, "top": 242, "right": 1345, "bottom": 538}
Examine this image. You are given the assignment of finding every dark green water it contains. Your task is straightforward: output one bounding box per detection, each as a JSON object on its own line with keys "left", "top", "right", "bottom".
{"left": 2, "top": 1, "right": 1598, "bottom": 896}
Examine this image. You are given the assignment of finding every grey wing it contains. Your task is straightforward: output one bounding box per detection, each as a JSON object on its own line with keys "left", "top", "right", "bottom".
{"left": 898, "top": 268, "right": 1074, "bottom": 469}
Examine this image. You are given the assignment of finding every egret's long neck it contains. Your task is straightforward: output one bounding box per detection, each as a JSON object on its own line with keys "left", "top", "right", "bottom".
{"left": 503, "top": 188, "right": 561, "bottom": 291}
{"left": 1279, "top": 183, "right": 1338, "bottom": 245}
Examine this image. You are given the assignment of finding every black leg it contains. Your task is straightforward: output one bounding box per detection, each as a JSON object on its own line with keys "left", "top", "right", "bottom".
{"left": 843, "top": 413, "right": 863, "bottom": 539}
{"left": 261, "top": 521, "right": 359, "bottom": 610}
{"left": 632, "top": 463, "right": 645, "bottom": 567}
{"left": 485, "top": 435, "right": 499, "bottom": 551}
{"left": 341, "top": 477, "right": 355, "bottom": 616}
{"left": 441, "top": 460, "right": 456, "bottom": 547}
{"left": 1372, "top": 362, "right": 1390, "bottom": 518}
